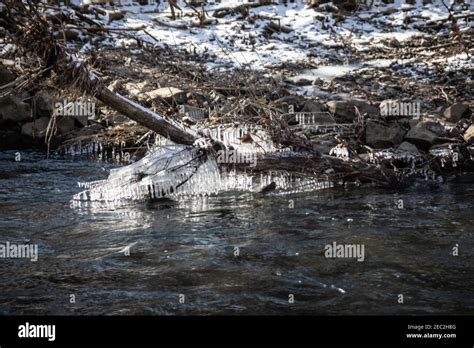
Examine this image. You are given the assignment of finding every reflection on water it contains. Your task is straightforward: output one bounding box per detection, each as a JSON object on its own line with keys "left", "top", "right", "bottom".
{"left": 0, "top": 152, "right": 473, "bottom": 315}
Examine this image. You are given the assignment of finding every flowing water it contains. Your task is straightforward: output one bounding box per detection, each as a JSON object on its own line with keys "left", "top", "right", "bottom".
{"left": 0, "top": 151, "right": 473, "bottom": 315}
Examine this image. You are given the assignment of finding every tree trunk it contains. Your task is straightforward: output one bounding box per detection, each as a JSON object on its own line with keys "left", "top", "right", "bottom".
{"left": 95, "top": 87, "right": 196, "bottom": 145}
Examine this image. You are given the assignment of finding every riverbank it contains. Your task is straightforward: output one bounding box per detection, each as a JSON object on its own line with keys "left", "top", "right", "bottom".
{"left": 1, "top": 1, "right": 473, "bottom": 192}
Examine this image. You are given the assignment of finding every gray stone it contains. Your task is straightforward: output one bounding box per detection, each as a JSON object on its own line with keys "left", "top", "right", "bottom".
{"left": 53, "top": 29, "right": 81, "bottom": 41}
{"left": 408, "top": 119, "right": 419, "bottom": 129}
{"left": 274, "top": 95, "right": 306, "bottom": 112}
{"left": 147, "top": 87, "right": 187, "bottom": 104}
{"left": 56, "top": 117, "right": 75, "bottom": 134}
{"left": 365, "top": 120, "right": 406, "bottom": 148}
{"left": 397, "top": 141, "right": 420, "bottom": 154}
{"left": 0, "top": 64, "right": 15, "bottom": 85}
{"left": 0, "top": 95, "right": 31, "bottom": 122}
{"left": 405, "top": 122, "right": 439, "bottom": 148}
{"left": 76, "top": 124, "right": 103, "bottom": 137}
{"left": 327, "top": 100, "right": 379, "bottom": 122}
{"left": 301, "top": 100, "right": 325, "bottom": 113}
{"left": 124, "top": 81, "right": 148, "bottom": 99}
{"left": 75, "top": 116, "right": 88, "bottom": 127}
{"left": 418, "top": 120, "right": 447, "bottom": 136}
{"left": 107, "top": 114, "right": 129, "bottom": 126}
{"left": 35, "top": 91, "right": 53, "bottom": 116}
{"left": 443, "top": 103, "right": 471, "bottom": 123}
{"left": 21, "top": 117, "right": 51, "bottom": 137}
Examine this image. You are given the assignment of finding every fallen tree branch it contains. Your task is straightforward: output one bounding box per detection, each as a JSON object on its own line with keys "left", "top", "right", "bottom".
{"left": 95, "top": 88, "right": 196, "bottom": 145}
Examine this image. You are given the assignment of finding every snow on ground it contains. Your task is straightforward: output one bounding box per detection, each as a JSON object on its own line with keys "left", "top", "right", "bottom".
{"left": 58, "top": 0, "right": 473, "bottom": 96}
{"left": 86, "top": 0, "right": 472, "bottom": 79}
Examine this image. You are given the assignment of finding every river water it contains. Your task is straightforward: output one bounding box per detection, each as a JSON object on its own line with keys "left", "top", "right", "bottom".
{"left": 0, "top": 151, "right": 472, "bottom": 315}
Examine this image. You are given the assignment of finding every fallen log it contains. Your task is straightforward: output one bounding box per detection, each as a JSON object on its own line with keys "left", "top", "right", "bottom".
{"left": 95, "top": 88, "right": 196, "bottom": 145}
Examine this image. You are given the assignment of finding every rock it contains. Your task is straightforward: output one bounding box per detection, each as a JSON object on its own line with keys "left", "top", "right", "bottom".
{"left": 186, "top": 92, "right": 208, "bottom": 106}
{"left": 56, "top": 117, "right": 75, "bottom": 134}
{"left": 146, "top": 87, "right": 187, "bottom": 104}
{"left": 75, "top": 116, "right": 88, "bottom": 127}
{"left": 106, "top": 10, "right": 125, "bottom": 23}
{"left": 464, "top": 124, "right": 474, "bottom": 144}
{"left": 301, "top": 100, "right": 325, "bottom": 113}
{"left": 388, "top": 37, "right": 401, "bottom": 48}
{"left": 53, "top": 29, "right": 80, "bottom": 41}
{"left": 443, "top": 103, "right": 471, "bottom": 123}
{"left": 273, "top": 95, "right": 306, "bottom": 113}
{"left": 0, "top": 95, "right": 31, "bottom": 122}
{"left": 405, "top": 122, "right": 439, "bottom": 149}
{"left": 21, "top": 117, "right": 51, "bottom": 138}
{"left": 327, "top": 100, "right": 379, "bottom": 123}
{"left": 408, "top": 119, "right": 419, "bottom": 129}
{"left": 35, "top": 91, "right": 53, "bottom": 116}
{"left": 287, "top": 75, "right": 313, "bottom": 86}
{"left": 365, "top": 120, "right": 406, "bottom": 148}
{"left": 311, "top": 140, "right": 338, "bottom": 155}
{"left": 0, "top": 130, "right": 34, "bottom": 150}
{"left": 0, "top": 64, "right": 15, "bottom": 85}
{"left": 397, "top": 141, "right": 420, "bottom": 154}
{"left": 416, "top": 120, "right": 447, "bottom": 136}
{"left": 125, "top": 81, "right": 148, "bottom": 98}
{"left": 107, "top": 113, "right": 129, "bottom": 126}
{"left": 75, "top": 124, "right": 103, "bottom": 137}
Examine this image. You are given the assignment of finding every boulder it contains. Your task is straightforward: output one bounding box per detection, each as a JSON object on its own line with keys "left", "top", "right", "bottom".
{"left": 301, "top": 100, "right": 325, "bottom": 113}
{"left": 397, "top": 141, "right": 420, "bottom": 154}
{"left": 75, "top": 124, "right": 103, "bottom": 137}
{"left": 443, "top": 103, "right": 471, "bottom": 123}
{"left": 56, "top": 117, "right": 75, "bottom": 134}
{"left": 464, "top": 124, "right": 474, "bottom": 144}
{"left": 0, "top": 95, "right": 31, "bottom": 122}
{"left": 107, "top": 113, "right": 129, "bottom": 126}
{"left": 106, "top": 10, "right": 125, "bottom": 23}
{"left": 405, "top": 122, "right": 439, "bottom": 149}
{"left": 416, "top": 120, "right": 447, "bottom": 136}
{"left": 327, "top": 100, "right": 379, "bottom": 122}
{"left": 273, "top": 95, "right": 306, "bottom": 113}
{"left": 124, "top": 81, "right": 148, "bottom": 99}
{"left": 53, "top": 29, "right": 81, "bottom": 41}
{"left": 146, "top": 87, "right": 187, "bottom": 105}
{"left": 21, "top": 117, "right": 51, "bottom": 138}
{"left": 365, "top": 120, "right": 406, "bottom": 148}
{"left": 0, "top": 64, "right": 15, "bottom": 85}
{"left": 35, "top": 91, "right": 53, "bottom": 117}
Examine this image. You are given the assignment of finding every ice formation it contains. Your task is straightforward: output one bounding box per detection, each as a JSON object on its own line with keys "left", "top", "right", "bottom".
{"left": 72, "top": 125, "right": 336, "bottom": 204}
